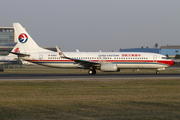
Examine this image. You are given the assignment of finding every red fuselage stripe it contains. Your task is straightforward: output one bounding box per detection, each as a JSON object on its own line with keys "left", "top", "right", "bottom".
{"left": 26, "top": 59, "right": 174, "bottom": 66}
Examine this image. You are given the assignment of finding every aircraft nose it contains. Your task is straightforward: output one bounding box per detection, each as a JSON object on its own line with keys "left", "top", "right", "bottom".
{"left": 168, "top": 60, "right": 175, "bottom": 66}
{"left": 171, "top": 60, "right": 175, "bottom": 66}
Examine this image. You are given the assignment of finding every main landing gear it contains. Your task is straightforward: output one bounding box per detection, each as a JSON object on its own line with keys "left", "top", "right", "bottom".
{"left": 88, "top": 69, "right": 96, "bottom": 75}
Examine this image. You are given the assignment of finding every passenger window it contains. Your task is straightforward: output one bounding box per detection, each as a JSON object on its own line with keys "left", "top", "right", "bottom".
{"left": 162, "top": 57, "right": 167, "bottom": 59}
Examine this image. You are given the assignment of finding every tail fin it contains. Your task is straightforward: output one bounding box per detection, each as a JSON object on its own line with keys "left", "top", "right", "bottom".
{"left": 13, "top": 23, "right": 52, "bottom": 53}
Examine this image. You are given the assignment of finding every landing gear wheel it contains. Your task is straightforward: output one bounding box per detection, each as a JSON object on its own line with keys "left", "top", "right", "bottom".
{"left": 93, "top": 70, "right": 96, "bottom": 74}
{"left": 156, "top": 71, "right": 160, "bottom": 74}
{"left": 88, "top": 70, "right": 93, "bottom": 75}
{"left": 88, "top": 69, "right": 96, "bottom": 75}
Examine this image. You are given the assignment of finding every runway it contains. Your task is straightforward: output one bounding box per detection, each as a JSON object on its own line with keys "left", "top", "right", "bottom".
{"left": 1, "top": 73, "right": 180, "bottom": 80}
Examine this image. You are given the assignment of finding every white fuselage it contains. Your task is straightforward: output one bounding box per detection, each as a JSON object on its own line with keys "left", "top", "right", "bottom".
{"left": 20, "top": 52, "right": 174, "bottom": 69}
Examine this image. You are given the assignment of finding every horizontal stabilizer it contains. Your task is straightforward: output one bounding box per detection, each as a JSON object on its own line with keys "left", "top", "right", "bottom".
{"left": 10, "top": 52, "right": 30, "bottom": 57}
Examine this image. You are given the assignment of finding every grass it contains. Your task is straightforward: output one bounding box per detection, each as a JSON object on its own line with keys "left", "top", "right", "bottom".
{"left": 0, "top": 79, "right": 180, "bottom": 119}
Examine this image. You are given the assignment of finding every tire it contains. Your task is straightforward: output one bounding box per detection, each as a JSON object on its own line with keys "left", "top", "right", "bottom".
{"left": 93, "top": 70, "right": 96, "bottom": 74}
{"left": 88, "top": 70, "right": 93, "bottom": 75}
{"left": 88, "top": 69, "right": 96, "bottom": 75}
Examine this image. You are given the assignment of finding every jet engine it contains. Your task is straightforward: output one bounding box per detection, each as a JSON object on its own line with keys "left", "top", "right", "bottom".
{"left": 100, "top": 64, "right": 120, "bottom": 72}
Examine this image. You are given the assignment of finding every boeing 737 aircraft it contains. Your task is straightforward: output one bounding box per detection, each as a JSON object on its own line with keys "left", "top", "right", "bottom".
{"left": 12, "top": 23, "right": 174, "bottom": 74}
{"left": 0, "top": 43, "right": 19, "bottom": 65}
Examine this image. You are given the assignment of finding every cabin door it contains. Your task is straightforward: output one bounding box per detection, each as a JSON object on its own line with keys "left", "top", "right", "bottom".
{"left": 153, "top": 55, "right": 157, "bottom": 63}
{"left": 39, "top": 55, "right": 43, "bottom": 61}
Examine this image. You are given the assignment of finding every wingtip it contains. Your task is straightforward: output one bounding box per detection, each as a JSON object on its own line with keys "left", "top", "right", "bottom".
{"left": 13, "top": 23, "right": 20, "bottom": 25}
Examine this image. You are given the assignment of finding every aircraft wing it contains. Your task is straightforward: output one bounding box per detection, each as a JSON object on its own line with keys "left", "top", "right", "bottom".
{"left": 65, "top": 57, "right": 100, "bottom": 68}
{"left": 55, "top": 46, "right": 100, "bottom": 68}
{"left": 70, "top": 58, "right": 100, "bottom": 67}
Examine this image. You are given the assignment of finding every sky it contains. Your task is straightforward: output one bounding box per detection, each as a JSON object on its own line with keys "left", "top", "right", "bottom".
{"left": 0, "top": 0, "right": 180, "bottom": 52}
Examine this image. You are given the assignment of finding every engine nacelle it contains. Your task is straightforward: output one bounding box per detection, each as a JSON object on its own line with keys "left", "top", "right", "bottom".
{"left": 100, "top": 64, "right": 120, "bottom": 72}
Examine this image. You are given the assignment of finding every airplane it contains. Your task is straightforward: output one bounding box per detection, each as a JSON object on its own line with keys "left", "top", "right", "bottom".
{"left": 0, "top": 43, "right": 20, "bottom": 72}
{"left": 12, "top": 23, "right": 174, "bottom": 75}
{"left": 0, "top": 43, "right": 19, "bottom": 65}
{"left": 0, "top": 43, "right": 34, "bottom": 67}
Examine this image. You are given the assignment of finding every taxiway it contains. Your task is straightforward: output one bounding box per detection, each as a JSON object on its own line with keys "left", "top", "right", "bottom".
{"left": 0, "top": 73, "right": 180, "bottom": 80}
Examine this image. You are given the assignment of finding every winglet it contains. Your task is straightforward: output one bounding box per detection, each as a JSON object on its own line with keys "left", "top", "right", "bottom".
{"left": 76, "top": 49, "right": 79, "bottom": 52}
{"left": 56, "top": 46, "right": 66, "bottom": 58}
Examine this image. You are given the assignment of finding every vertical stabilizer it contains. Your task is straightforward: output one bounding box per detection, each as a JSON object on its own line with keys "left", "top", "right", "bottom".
{"left": 13, "top": 23, "right": 52, "bottom": 53}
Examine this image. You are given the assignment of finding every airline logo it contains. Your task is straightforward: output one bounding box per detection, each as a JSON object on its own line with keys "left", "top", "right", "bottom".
{"left": 18, "top": 33, "right": 28, "bottom": 43}
{"left": 14, "top": 48, "right": 20, "bottom": 53}
{"left": 122, "top": 54, "right": 141, "bottom": 57}
{"left": 59, "top": 52, "right": 62, "bottom": 55}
